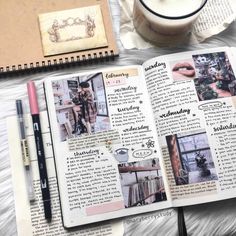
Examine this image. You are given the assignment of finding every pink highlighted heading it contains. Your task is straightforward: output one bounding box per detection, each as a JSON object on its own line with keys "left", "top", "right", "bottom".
{"left": 86, "top": 200, "right": 124, "bottom": 216}
{"left": 27, "top": 81, "right": 39, "bottom": 115}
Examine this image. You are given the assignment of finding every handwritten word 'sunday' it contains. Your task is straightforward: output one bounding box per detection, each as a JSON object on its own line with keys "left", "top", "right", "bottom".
{"left": 145, "top": 61, "right": 166, "bottom": 72}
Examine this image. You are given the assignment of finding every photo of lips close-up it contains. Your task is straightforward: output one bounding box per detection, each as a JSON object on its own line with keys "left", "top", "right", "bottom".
{"left": 172, "top": 62, "right": 196, "bottom": 77}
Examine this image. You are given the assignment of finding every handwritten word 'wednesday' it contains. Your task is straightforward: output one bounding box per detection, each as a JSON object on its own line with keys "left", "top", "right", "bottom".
{"left": 159, "top": 108, "right": 190, "bottom": 118}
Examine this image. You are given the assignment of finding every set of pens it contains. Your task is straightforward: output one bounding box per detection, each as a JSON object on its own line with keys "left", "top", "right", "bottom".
{"left": 16, "top": 81, "right": 52, "bottom": 222}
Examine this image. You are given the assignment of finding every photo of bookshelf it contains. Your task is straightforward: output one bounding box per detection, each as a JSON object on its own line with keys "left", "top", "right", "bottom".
{"left": 118, "top": 158, "right": 167, "bottom": 208}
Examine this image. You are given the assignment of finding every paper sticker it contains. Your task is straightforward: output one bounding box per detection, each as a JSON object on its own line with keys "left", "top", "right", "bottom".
{"left": 38, "top": 5, "right": 108, "bottom": 56}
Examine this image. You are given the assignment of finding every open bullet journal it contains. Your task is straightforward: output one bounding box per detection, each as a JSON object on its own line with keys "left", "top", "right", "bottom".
{"left": 19, "top": 46, "right": 236, "bottom": 228}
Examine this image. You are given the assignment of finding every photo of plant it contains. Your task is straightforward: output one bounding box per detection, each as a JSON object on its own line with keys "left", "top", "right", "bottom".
{"left": 192, "top": 51, "right": 236, "bottom": 101}
{"left": 166, "top": 129, "right": 218, "bottom": 185}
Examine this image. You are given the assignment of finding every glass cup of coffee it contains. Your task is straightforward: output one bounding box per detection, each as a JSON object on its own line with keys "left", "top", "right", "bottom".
{"left": 133, "top": 0, "right": 208, "bottom": 46}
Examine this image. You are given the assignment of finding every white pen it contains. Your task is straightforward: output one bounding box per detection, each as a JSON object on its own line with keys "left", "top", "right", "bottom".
{"left": 16, "top": 99, "right": 35, "bottom": 202}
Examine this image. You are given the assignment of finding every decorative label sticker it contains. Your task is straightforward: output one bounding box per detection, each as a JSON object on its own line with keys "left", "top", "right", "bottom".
{"left": 38, "top": 5, "right": 108, "bottom": 56}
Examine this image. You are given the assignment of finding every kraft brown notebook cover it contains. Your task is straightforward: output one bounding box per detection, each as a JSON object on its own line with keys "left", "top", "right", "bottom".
{"left": 0, "top": 0, "right": 118, "bottom": 73}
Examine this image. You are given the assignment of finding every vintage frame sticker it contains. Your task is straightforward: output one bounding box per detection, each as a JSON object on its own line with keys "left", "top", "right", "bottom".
{"left": 38, "top": 5, "right": 108, "bottom": 56}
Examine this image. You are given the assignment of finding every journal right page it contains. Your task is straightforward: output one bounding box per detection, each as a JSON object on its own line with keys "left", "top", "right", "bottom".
{"left": 143, "top": 47, "right": 236, "bottom": 207}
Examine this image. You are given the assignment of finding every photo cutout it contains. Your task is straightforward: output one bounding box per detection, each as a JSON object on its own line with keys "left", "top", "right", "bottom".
{"left": 39, "top": 5, "right": 108, "bottom": 56}
{"left": 52, "top": 72, "right": 110, "bottom": 141}
{"left": 118, "top": 158, "right": 166, "bottom": 208}
{"left": 170, "top": 58, "right": 196, "bottom": 81}
{"left": 192, "top": 51, "right": 236, "bottom": 101}
{"left": 166, "top": 129, "right": 218, "bottom": 186}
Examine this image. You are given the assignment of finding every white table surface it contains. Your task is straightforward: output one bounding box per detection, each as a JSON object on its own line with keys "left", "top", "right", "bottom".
{"left": 1, "top": 0, "right": 236, "bottom": 235}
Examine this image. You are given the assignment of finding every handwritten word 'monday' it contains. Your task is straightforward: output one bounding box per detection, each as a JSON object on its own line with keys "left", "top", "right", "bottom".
{"left": 114, "top": 86, "right": 137, "bottom": 93}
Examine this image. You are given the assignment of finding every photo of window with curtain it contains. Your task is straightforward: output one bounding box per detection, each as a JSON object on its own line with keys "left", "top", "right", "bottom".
{"left": 166, "top": 129, "right": 218, "bottom": 185}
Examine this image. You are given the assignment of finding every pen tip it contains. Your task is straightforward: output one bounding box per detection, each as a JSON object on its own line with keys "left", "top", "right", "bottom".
{"left": 44, "top": 199, "right": 52, "bottom": 222}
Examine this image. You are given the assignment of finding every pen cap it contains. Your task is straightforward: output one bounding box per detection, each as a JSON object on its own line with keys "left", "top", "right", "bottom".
{"left": 16, "top": 99, "right": 23, "bottom": 116}
{"left": 16, "top": 99, "right": 26, "bottom": 139}
{"left": 27, "top": 81, "right": 39, "bottom": 115}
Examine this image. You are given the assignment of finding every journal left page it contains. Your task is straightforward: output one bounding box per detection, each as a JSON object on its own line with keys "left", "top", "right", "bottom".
{"left": 7, "top": 111, "right": 124, "bottom": 236}
{"left": 44, "top": 65, "right": 172, "bottom": 228}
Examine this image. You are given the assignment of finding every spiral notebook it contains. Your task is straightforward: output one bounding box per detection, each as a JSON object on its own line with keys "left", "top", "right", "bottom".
{"left": 0, "top": 0, "right": 118, "bottom": 73}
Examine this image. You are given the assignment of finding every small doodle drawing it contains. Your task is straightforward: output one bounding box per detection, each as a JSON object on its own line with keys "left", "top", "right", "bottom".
{"left": 146, "top": 139, "right": 155, "bottom": 148}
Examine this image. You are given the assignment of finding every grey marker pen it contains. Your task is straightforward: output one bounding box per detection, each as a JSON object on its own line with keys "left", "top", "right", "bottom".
{"left": 16, "top": 99, "right": 35, "bottom": 202}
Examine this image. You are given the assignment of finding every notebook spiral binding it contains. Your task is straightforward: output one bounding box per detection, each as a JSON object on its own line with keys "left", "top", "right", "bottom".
{"left": 0, "top": 50, "right": 115, "bottom": 74}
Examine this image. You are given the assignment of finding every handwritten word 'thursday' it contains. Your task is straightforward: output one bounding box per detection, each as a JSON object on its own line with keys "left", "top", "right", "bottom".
{"left": 74, "top": 149, "right": 99, "bottom": 156}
